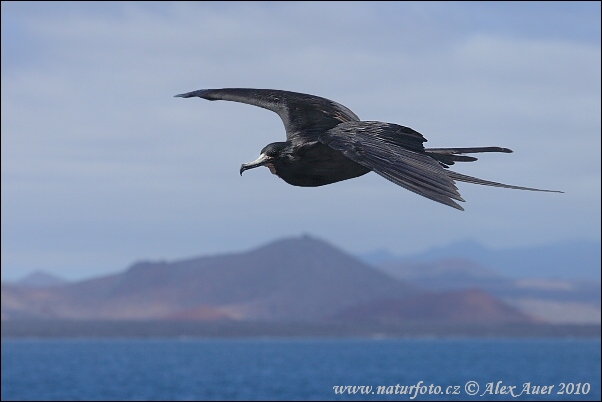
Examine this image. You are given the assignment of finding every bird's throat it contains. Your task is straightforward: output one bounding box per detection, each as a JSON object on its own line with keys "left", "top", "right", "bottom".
{"left": 265, "top": 163, "right": 278, "bottom": 175}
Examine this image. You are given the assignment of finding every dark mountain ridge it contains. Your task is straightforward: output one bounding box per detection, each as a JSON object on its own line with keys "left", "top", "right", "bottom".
{"left": 2, "top": 235, "right": 418, "bottom": 321}
{"left": 2, "top": 235, "right": 553, "bottom": 325}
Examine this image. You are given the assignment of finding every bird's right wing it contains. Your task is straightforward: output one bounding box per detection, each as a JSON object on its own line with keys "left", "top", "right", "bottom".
{"left": 320, "top": 121, "right": 466, "bottom": 210}
{"left": 175, "top": 88, "right": 359, "bottom": 143}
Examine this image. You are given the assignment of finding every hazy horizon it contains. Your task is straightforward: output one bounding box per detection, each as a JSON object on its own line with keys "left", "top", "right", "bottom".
{"left": 4, "top": 235, "right": 600, "bottom": 283}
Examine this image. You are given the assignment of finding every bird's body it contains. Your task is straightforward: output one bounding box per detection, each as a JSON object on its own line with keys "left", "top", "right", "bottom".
{"left": 176, "top": 88, "right": 560, "bottom": 210}
{"left": 259, "top": 141, "right": 371, "bottom": 187}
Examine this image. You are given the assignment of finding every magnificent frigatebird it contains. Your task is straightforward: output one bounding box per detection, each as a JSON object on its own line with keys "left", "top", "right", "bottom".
{"left": 176, "top": 88, "right": 561, "bottom": 210}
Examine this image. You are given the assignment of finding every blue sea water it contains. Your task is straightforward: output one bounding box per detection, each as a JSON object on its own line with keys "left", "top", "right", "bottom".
{"left": 1, "top": 338, "right": 600, "bottom": 401}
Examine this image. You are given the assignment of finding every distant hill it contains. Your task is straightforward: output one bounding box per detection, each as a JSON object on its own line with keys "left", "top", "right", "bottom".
{"left": 5, "top": 235, "right": 593, "bottom": 325}
{"left": 1, "top": 236, "right": 417, "bottom": 321}
{"left": 374, "top": 258, "right": 600, "bottom": 324}
{"left": 15, "top": 271, "right": 68, "bottom": 288}
{"left": 358, "top": 239, "right": 601, "bottom": 280}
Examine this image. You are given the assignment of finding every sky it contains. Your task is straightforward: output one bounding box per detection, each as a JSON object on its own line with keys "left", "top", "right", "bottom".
{"left": 1, "top": 2, "right": 600, "bottom": 281}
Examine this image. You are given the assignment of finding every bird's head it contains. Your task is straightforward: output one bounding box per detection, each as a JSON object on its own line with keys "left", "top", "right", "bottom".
{"left": 240, "top": 142, "right": 290, "bottom": 176}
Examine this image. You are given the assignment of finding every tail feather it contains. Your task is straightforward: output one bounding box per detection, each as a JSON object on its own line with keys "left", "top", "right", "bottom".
{"left": 448, "top": 171, "right": 563, "bottom": 193}
{"left": 427, "top": 147, "right": 513, "bottom": 154}
{"left": 426, "top": 147, "right": 512, "bottom": 167}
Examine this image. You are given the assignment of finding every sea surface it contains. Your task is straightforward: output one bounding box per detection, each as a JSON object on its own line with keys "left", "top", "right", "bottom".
{"left": 1, "top": 338, "right": 600, "bottom": 401}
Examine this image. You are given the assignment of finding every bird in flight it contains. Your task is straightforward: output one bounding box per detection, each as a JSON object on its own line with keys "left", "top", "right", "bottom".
{"left": 175, "top": 88, "right": 561, "bottom": 210}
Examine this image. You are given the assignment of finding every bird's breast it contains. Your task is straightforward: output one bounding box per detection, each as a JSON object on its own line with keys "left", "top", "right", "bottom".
{"left": 273, "top": 145, "right": 370, "bottom": 187}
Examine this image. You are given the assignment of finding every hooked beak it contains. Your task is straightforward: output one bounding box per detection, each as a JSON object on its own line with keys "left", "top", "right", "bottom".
{"left": 240, "top": 153, "right": 272, "bottom": 176}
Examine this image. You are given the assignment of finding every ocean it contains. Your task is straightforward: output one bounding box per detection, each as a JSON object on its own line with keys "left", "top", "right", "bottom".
{"left": 1, "top": 338, "right": 600, "bottom": 401}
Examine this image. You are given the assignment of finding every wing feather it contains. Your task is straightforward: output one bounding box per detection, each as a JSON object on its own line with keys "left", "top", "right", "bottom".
{"left": 175, "top": 88, "right": 359, "bottom": 142}
{"left": 320, "top": 121, "right": 466, "bottom": 210}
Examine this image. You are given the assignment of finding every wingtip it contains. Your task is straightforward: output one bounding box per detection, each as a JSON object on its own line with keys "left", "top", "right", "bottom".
{"left": 450, "top": 199, "right": 465, "bottom": 211}
{"left": 174, "top": 89, "right": 207, "bottom": 98}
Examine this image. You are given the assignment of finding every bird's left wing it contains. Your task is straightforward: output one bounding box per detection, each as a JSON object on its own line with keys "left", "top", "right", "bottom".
{"left": 175, "top": 88, "right": 359, "bottom": 142}
{"left": 320, "top": 121, "right": 466, "bottom": 210}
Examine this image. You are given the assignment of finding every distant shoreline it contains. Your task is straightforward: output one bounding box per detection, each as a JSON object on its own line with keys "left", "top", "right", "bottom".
{"left": 2, "top": 320, "right": 600, "bottom": 339}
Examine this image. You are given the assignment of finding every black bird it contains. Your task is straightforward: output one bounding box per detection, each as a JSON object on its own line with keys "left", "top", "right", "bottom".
{"left": 175, "top": 88, "right": 561, "bottom": 210}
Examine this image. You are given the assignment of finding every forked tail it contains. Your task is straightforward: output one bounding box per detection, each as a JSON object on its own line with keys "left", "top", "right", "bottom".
{"left": 426, "top": 146, "right": 563, "bottom": 193}
{"left": 448, "top": 170, "right": 562, "bottom": 193}
{"left": 425, "top": 146, "right": 512, "bottom": 167}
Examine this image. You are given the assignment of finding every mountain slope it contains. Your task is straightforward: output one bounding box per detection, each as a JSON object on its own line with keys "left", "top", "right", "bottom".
{"left": 1, "top": 235, "right": 416, "bottom": 321}
{"left": 332, "top": 289, "right": 535, "bottom": 323}
{"left": 373, "top": 258, "right": 600, "bottom": 324}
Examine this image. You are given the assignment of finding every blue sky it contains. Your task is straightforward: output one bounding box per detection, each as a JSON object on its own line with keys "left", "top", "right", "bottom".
{"left": 1, "top": 2, "right": 600, "bottom": 281}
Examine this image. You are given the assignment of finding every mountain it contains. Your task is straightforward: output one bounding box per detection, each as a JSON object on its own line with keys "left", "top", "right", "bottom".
{"left": 5, "top": 235, "right": 591, "bottom": 325}
{"left": 1, "top": 235, "right": 417, "bottom": 321}
{"left": 358, "top": 239, "right": 601, "bottom": 280}
{"left": 374, "top": 258, "right": 600, "bottom": 324}
{"left": 14, "top": 271, "right": 68, "bottom": 288}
